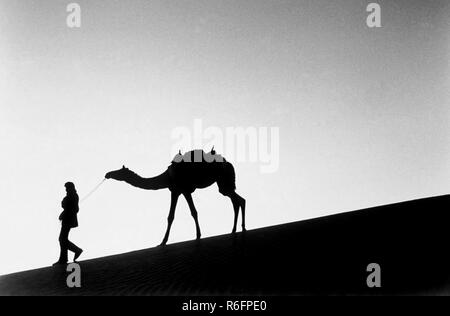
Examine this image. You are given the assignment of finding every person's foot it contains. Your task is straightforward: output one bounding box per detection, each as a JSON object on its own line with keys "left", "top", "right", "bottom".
{"left": 73, "top": 249, "right": 83, "bottom": 262}
{"left": 52, "top": 261, "right": 67, "bottom": 267}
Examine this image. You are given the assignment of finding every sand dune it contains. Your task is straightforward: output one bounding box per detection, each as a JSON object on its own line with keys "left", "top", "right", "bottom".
{"left": 1, "top": 194, "right": 449, "bottom": 296}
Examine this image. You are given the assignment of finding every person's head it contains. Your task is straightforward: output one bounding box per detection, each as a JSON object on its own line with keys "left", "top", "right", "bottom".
{"left": 65, "top": 182, "right": 76, "bottom": 195}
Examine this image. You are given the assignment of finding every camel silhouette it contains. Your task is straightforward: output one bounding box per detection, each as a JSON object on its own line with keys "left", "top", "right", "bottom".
{"left": 105, "top": 149, "right": 246, "bottom": 246}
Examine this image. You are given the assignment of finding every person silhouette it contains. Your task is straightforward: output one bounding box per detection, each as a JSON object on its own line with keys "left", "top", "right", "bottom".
{"left": 53, "top": 182, "right": 83, "bottom": 266}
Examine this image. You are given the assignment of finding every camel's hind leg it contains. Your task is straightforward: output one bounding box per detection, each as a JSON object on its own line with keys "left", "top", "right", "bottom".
{"left": 231, "top": 196, "right": 239, "bottom": 233}
{"left": 228, "top": 192, "right": 246, "bottom": 233}
{"left": 237, "top": 192, "right": 246, "bottom": 231}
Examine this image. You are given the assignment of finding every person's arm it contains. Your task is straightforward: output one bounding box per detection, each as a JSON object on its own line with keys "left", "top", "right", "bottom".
{"left": 64, "top": 195, "right": 79, "bottom": 213}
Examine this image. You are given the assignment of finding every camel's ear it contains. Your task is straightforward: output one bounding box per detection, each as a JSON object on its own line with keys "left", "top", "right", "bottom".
{"left": 122, "top": 165, "right": 126, "bottom": 169}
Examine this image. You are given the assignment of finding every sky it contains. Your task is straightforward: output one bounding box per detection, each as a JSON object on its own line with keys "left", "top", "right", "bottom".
{"left": 0, "top": 0, "right": 449, "bottom": 275}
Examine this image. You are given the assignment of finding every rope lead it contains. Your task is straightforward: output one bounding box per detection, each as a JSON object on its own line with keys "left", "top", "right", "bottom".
{"left": 80, "top": 178, "right": 106, "bottom": 204}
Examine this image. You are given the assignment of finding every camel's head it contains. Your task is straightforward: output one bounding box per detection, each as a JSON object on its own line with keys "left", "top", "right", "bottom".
{"left": 105, "top": 165, "right": 131, "bottom": 181}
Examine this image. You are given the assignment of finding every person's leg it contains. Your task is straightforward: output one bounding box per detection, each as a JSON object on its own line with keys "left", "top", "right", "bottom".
{"left": 65, "top": 228, "right": 83, "bottom": 261}
{"left": 58, "top": 225, "right": 70, "bottom": 263}
{"left": 67, "top": 237, "right": 81, "bottom": 254}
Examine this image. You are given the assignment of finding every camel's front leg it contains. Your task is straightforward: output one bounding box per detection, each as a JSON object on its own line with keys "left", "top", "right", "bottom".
{"left": 183, "top": 193, "right": 201, "bottom": 240}
{"left": 160, "top": 191, "right": 180, "bottom": 246}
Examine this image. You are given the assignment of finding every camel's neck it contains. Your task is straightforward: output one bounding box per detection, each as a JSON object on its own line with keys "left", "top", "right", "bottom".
{"left": 123, "top": 170, "right": 169, "bottom": 190}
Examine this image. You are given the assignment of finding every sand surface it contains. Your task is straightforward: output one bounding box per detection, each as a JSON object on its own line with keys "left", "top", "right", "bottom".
{"left": 1, "top": 195, "right": 449, "bottom": 296}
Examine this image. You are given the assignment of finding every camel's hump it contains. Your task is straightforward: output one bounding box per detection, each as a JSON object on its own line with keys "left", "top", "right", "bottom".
{"left": 171, "top": 149, "right": 226, "bottom": 164}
